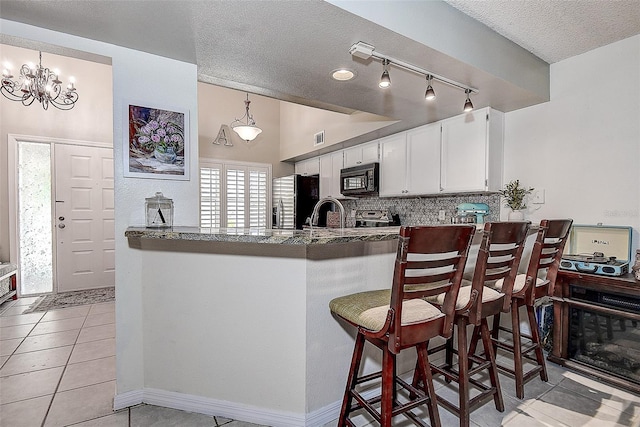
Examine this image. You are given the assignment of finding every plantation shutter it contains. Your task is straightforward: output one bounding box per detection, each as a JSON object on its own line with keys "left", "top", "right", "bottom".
{"left": 200, "top": 160, "right": 271, "bottom": 229}
{"left": 249, "top": 169, "right": 268, "bottom": 228}
{"left": 200, "top": 164, "right": 222, "bottom": 228}
{"left": 226, "top": 167, "right": 246, "bottom": 228}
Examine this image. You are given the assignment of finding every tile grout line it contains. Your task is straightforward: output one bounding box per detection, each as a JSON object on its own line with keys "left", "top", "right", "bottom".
{"left": 40, "top": 304, "right": 93, "bottom": 427}
{"left": 0, "top": 301, "right": 41, "bottom": 372}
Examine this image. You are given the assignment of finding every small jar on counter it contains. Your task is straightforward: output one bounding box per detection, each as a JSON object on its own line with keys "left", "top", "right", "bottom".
{"left": 145, "top": 192, "right": 173, "bottom": 228}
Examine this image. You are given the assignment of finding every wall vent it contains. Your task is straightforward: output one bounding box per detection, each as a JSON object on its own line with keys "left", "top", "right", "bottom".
{"left": 314, "top": 131, "right": 325, "bottom": 146}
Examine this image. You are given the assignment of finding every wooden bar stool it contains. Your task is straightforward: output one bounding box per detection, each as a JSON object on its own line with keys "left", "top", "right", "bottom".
{"left": 329, "top": 225, "right": 476, "bottom": 427}
{"left": 488, "top": 219, "right": 572, "bottom": 398}
{"left": 419, "top": 221, "right": 530, "bottom": 427}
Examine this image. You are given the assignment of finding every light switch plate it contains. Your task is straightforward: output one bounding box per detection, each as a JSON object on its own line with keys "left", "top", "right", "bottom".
{"left": 532, "top": 189, "right": 545, "bottom": 204}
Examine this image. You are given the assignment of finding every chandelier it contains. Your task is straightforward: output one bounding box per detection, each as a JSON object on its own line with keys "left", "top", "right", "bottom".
{"left": 230, "top": 93, "right": 262, "bottom": 142}
{"left": 1, "top": 51, "right": 78, "bottom": 110}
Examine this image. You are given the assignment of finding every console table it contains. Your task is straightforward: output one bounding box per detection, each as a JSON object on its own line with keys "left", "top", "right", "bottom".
{"left": 549, "top": 270, "right": 640, "bottom": 393}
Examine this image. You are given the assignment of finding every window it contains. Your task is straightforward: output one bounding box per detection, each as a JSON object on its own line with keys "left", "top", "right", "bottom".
{"left": 200, "top": 160, "right": 271, "bottom": 228}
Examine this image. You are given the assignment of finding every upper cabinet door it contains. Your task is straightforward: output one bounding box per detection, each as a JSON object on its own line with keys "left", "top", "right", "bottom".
{"left": 440, "top": 110, "right": 489, "bottom": 193}
{"left": 406, "top": 123, "right": 441, "bottom": 195}
{"left": 344, "top": 141, "right": 379, "bottom": 168}
{"left": 379, "top": 133, "right": 408, "bottom": 197}
{"left": 361, "top": 142, "right": 379, "bottom": 165}
{"left": 295, "top": 158, "right": 320, "bottom": 176}
{"left": 319, "top": 152, "right": 344, "bottom": 199}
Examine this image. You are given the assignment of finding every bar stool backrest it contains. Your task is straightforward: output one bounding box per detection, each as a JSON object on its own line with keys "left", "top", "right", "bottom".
{"left": 389, "top": 225, "right": 476, "bottom": 351}
{"left": 525, "top": 219, "right": 573, "bottom": 305}
{"left": 469, "top": 221, "right": 530, "bottom": 325}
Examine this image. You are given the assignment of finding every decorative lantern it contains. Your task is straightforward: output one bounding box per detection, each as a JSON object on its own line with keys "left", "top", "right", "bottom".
{"left": 145, "top": 192, "right": 173, "bottom": 228}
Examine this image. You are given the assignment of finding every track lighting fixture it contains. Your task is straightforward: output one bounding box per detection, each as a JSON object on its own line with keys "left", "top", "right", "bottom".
{"left": 463, "top": 89, "right": 474, "bottom": 112}
{"left": 424, "top": 75, "right": 436, "bottom": 101}
{"left": 378, "top": 59, "right": 391, "bottom": 88}
{"left": 349, "top": 41, "right": 478, "bottom": 108}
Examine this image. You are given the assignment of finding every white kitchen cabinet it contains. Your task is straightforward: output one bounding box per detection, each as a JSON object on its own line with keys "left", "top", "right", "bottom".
{"left": 406, "top": 123, "right": 441, "bottom": 195}
{"left": 343, "top": 141, "right": 379, "bottom": 168}
{"left": 379, "top": 123, "right": 440, "bottom": 197}
{"left": 294, "top": 157, "right": 320, "bottom": 176}
{"left": 319, "top": 151, "right": 344, "bottom": 199}
{"left": 379, "top": 133, "right": 407, "bottom": 197}
{"left": 440, "top": 107, "right": 504, "bottom": 193}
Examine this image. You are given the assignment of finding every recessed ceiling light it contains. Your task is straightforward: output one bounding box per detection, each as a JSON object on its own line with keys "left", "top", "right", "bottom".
{"left": 332, "top": 68, "right": 356, "bottom": 81}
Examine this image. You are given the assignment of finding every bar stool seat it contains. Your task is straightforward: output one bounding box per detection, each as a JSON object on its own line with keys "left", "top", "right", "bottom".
{"left": 429, "top": 282, "right": 503, "bottom": 309}
{"left": 493, "top": 275, "right": 545, "bottom": 294}
{"left": 330, "top": 225, "right": 476, "bottom": 427}
{"left": 330, "top": 289, "right": 444, "bottom": 332}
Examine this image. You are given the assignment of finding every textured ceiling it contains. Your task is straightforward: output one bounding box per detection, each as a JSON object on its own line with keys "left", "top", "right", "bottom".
{"left": 446, "top": 0, "right": 640, "bottom": 63}
{"left": 1, "top": 0, "right": 638, "bottom": 150}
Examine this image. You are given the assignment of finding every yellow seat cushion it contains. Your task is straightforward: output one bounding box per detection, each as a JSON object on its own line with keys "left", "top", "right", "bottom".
{"left": 493, "top": 273, "right": 546, "bottom": 293}
{"left": 330, "top": 289, "right": 444, "bottom": 332}
{"left": 425, "top": 280, "right": 503, "bottom": 310}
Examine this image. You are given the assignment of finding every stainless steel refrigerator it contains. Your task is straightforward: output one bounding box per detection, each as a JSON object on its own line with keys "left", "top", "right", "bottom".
{"left": 272, "top": 174, "right": 319, "bottom": 229}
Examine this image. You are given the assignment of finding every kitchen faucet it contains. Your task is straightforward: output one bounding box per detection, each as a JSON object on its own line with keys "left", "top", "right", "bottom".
{"left": 310, "top": 196, "right": 345, "bottom": 229}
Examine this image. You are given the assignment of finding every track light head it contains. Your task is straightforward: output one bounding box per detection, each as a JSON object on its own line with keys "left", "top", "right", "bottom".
{"left": 463, "top": 89, "right": 474, "bottom": 112}
{"left": 425, "top": 75, "right": 436, "bottom": 101}
{"left": 379, "top": 59, "right": 391, "bottom": 89}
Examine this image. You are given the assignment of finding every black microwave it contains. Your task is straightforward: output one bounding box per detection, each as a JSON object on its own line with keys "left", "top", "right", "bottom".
{"left": 340, "top": 162, "right": 379, "bottom": 196}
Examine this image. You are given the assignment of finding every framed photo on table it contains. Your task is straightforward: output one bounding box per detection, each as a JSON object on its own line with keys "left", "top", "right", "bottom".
{"left": 124, "top": 102, "right": 190, "bottom": 180}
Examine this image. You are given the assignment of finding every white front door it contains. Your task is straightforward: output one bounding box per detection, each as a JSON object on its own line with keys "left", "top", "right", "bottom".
{"left": 54, "top": 144, "right": 115, "bottom": 292}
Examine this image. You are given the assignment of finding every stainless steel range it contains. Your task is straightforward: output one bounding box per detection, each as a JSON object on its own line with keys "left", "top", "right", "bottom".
{"left": 354, "top": 209, "right": 400, "bottom": 227}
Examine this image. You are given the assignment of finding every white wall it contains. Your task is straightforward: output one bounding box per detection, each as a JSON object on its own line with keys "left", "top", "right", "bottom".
{"left": 1, "top": 20, "right": 199, "bottom": 398}
{"left": 279, "top": 102, "right": 398, "bottom": 161}
{"left": 504, "top": 35, "right": 640, "bottom": 254}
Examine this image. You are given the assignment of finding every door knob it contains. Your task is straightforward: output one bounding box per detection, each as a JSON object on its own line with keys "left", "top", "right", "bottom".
{"left": 58, "top": 223, "right": 66, "bottom": 229}
{"left": 58, "top": 216, "right": 65, "bottom": 221}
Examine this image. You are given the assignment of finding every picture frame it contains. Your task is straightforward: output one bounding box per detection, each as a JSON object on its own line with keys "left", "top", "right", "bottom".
{"left": 124, "top": 102, "right": 190, "bottom": 180}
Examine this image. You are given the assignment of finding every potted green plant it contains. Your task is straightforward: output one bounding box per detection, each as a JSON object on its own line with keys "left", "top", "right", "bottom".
{"left": 499, "top": 179, "right": 534, "bottom": 220}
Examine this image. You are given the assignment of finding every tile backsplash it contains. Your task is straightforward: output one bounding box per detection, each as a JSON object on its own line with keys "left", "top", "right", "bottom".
{"left": 341, "top": 193, "right": 501, "bottom": 227}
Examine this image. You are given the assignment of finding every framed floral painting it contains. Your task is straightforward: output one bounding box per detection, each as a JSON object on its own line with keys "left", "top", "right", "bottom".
{"left": 124, "top": 103, "right": 189, "bottom": 180}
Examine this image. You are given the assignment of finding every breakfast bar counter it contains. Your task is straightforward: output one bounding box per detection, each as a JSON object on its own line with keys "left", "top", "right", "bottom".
{"left": 125, "top": 225, "right": 401, "bottom": 259}
{"left": 122, "top": 226, "right": 405, "bottom": 426}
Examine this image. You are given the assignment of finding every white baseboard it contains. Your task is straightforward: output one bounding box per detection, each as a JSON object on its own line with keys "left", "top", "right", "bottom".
{"left": 114, "top": 388, "right": 310, "bottom": 426}
{"left": 113, "top": 389, "right": 144, "bottom": 410}
{"left": 112, "top": 371, "right": 417, "bottom": 426}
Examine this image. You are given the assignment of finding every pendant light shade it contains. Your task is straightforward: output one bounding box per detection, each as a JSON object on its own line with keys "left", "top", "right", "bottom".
{"left": 231, "top": 93, "right": 262, "bottom": 142}
{"left": 424, "top": 75, "right": 436, "bottom": 101}
{"left": 379, "top": 59, "right": 391, "bottom": 88}
{"left": 463, "top": 89, "right": 474, "bottom": 112}
{"left": 232, "top": 124, "right": 262, "bottom": 141}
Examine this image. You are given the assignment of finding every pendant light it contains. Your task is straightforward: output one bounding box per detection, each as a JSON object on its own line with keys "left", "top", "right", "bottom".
{"left": 463, "top": 89, "right": 474, "bottom": 112}
{"left": 424, "top": 75, "right": 436, "bottom": 101}
{"left": 378, "top": 59, "right": 391, "bottom": 88}
{"left": 231, "top": 93, "right": 262, "bottom": 142}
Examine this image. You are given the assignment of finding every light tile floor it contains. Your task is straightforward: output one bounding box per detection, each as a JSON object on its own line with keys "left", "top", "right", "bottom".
{"left": 1, "top": 296, "right": 639, "bottom": 426}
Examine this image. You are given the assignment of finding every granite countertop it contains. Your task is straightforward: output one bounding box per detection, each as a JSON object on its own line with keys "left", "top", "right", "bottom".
{"left": 125, "top": 226, "right": 403, "bottom": 246}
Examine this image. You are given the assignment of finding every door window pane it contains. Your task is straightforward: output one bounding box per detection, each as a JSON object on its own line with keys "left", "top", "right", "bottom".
{"left": 17, "top": 142, "right": 53, "bottom": 295}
